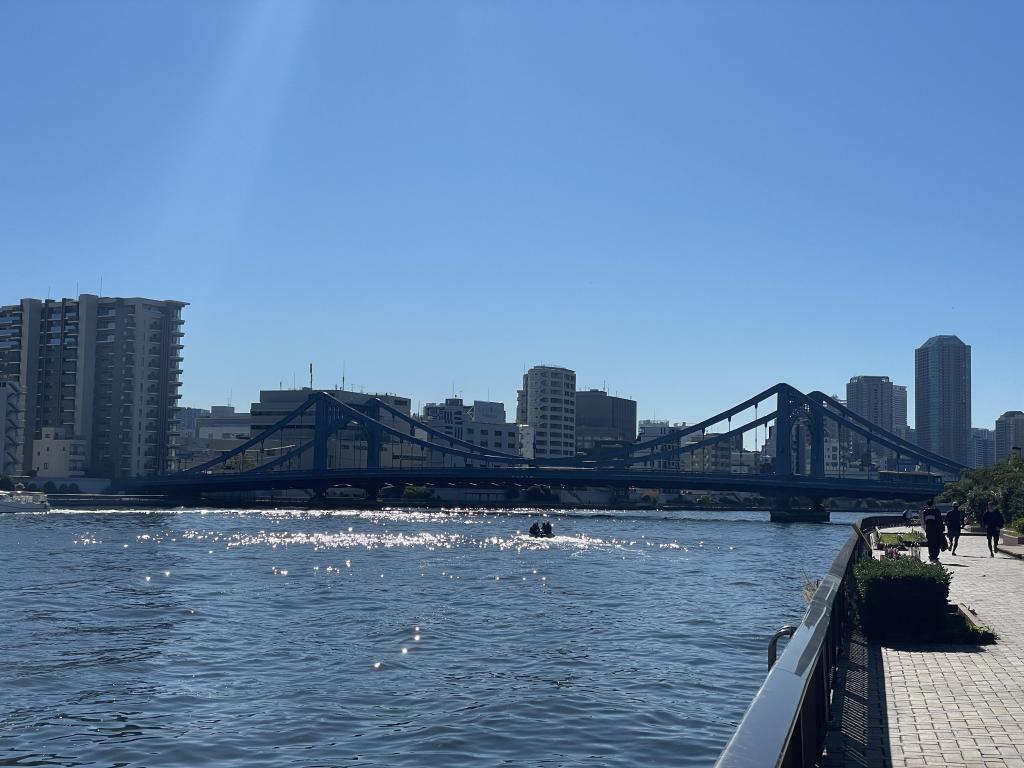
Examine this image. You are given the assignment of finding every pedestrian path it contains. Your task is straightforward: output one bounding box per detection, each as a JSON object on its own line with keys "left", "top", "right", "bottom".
{"left": 821, "top": 531, "right": 1024, "bottom": 768}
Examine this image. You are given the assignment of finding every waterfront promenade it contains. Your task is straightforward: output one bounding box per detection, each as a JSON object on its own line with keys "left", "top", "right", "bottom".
{"left": 822, "top": 531, "right": 1024, "bottom": 767}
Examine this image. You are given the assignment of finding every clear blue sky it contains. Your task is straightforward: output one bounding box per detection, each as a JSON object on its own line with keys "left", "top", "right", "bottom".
{"left": 2, "top": 1, "right": 1022, "bottom": 429}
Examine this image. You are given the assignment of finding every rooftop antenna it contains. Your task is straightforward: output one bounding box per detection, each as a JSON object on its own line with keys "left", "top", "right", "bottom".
{"left": 342, "top": 361, "right": 346, "bottom": 392}
{"left": 228, "top": 388, "right": 233, "bottom": 407}
{"left": 310, "top": 363, "right": 314, "bottom": 390}
{"left": 99, "top": 276, "right": 103, "bottom": 296}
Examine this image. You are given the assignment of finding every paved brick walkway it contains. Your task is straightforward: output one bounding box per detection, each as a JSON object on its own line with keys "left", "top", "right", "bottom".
{"left": 821, "top": 531, "right": 1024, "bottom": 768}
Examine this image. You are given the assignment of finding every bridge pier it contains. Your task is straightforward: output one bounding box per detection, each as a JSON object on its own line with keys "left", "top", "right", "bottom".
{"left": 769, "top": 496, "right": 830, "bottom": 523}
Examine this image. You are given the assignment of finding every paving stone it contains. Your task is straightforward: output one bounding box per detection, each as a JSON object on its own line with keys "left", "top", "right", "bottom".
{"left": 819, "top": 532, "right": 1024, "bottom": 767}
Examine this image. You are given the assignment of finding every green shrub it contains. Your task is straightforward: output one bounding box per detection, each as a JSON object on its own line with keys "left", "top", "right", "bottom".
{"left": 855, "top": 558, "right": 950, "bottom": 641}
{"left": 0, "top": 476, "right": 14, "bottom": 492}
{"left": 67, "top": 483, "right": 80, "bottom": 494}
{"left": 1008, "top": 516, "right": 1024, "bottom": 534}
{"left": 401, "top": 485, "right": 434, "bottom": 501}
{"left": 42, "top": 480, "right": 57, "bottom": 494}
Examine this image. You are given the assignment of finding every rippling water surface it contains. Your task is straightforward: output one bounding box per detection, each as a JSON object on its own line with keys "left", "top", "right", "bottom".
{"left": 0, "top": 508, "right": 861, "bottom": 766}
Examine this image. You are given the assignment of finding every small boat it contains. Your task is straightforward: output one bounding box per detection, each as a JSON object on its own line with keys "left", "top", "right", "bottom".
{"left": 0, "top": 491, "right": 50, "bottom": 513}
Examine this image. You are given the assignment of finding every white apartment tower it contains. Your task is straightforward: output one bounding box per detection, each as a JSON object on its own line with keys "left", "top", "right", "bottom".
{"left": 516, "top": 365, "right": 576, "bottom": 459}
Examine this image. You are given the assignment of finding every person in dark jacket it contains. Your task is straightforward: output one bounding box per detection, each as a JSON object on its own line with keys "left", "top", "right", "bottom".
{"left": 921, "top": 503, "right": 946, "bottom": 562}
{"left": 528, "top": 521, "right": 542, "bottom": 538}
{"left": 945, "top": 502, "right": 964, "bottom": 555}
{"left": 981, "top": 506, "right": 1005, "bottom": 557}
{"left": 541, "top": 521, "right": 554, "bottom": 538}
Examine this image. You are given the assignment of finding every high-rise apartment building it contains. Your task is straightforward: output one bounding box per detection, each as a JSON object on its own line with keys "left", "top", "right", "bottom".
{"left": 516, "top": 365, "right": 576, "bottom": 459}
{"left": 846, "top": 375, "right": 894, "bottom": 464}
{"left": 575, "top": 389, "right": 637, "bottom": 452}
{"left": 0, "top": 295, "right": 186, "bottom": 478}
{"left": 0, "top": 380, "right": 23, "bottom": 476}
{"left": 892, "top": 384, "right": 908, "bottom": 432}
{"left": 970, "top": 427, "right": 996, "bottom": 469}
{"left": 996, "top": 411, "right": 1024, "bottom": 462}
{"left": 915, "top": 335, "right": 971, "bottom": 466}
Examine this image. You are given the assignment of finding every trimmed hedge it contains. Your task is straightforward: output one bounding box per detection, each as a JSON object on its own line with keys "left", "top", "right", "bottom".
{"left": 855, "top": 557, "right": 950, "bottom": 640}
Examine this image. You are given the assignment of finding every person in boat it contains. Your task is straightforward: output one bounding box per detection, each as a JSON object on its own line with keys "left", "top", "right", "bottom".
{"left": 541, "top": 521, "right": 554, "bottom": 538}
{"left": 528, "top": 521, "right": 541, "bottom": 537}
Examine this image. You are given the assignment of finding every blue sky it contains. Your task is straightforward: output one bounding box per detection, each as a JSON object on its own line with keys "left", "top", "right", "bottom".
{"left": 2, "top": 1, "right": 1022, "bottom": 428}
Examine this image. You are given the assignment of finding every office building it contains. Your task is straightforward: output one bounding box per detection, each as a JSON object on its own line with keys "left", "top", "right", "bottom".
{"left": 970, "top": 427, "right": 996, "bottom": 469}
{"left": 575, "top": 389, "right": 637, "bottom": 452}
{"left": 419, "top": 398, "right": 519, "bottom": 461}
{"left": 0, "top": 294, "right": 186, "bottom": 479}
{"left": 915, "top": 335, "right": 971, "bottom": 466}
{"left": 0, "top": 380, "right": 23, "bottom": 476}
{"left": 516, "top": 365, "right": 576, "bottom": 459}
{"left": 996, "top": 411, "right": 1024, "bottom": 462}
{"left": 248, "top": 388, "right": 420, "bottom": 471}
{"left": 197, "top": 406, "right": 251, "bottom": 441}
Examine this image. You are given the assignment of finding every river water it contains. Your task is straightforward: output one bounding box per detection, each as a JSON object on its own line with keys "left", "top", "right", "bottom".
{"left": 0, "top": 508, "right": 862, "bottom": 767}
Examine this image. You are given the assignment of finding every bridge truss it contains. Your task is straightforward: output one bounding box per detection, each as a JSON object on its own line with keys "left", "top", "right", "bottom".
{"left": 132, "top": 384, "right": 964, "bottom": 503}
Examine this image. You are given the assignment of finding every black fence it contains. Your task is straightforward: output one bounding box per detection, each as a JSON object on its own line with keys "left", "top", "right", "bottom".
{"left": 714, "top": 515, "right": 899, "bottom": 767}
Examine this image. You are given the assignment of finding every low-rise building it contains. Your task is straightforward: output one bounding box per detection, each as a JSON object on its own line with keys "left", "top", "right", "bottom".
{"left": 419, "top": 398, "right": 519, "bottom": 465}
{"left": 32, "top": 426, "right": 86, "bottom": 478}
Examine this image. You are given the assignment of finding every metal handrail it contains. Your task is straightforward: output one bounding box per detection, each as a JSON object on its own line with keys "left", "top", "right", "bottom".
{"left": 715, "top": 515, "right": 899, "bottom": 768}
{"left": 768, "top": 626, "right": 797, "bottom": 669}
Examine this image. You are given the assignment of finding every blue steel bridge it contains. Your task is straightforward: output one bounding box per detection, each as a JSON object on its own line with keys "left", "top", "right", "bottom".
{"left": 127, "top": 383, "right": 964, "bottom": 520}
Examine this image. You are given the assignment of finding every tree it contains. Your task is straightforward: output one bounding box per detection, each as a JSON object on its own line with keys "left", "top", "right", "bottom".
{"left": 401, "top": 485, "right": 434, "bottom": 502}
{"left": 941, "top": 456, "right": 1024, "bottom": 525}
{"left": 0, "top": 476, "right": 14, "bottom": 492}
{"left": 524, "top": 484, "right": 556, "bottom": 503}
{"left": 42, "top": 480, "right": 57, "bottom": 494}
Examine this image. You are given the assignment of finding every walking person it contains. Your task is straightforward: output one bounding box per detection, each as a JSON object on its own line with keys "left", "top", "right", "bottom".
{"left": 982, "top": 505, "right": 1005, "bottom": 557}
{"left": 921, "top": 503, "right": 946, "bottom": 562}
{"left": 945, "top": 501, "right": 964, "bottom": 555}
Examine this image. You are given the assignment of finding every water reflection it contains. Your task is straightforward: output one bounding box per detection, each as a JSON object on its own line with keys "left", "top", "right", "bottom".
{"left": 0, "top": 508, "right": 859, "bottom": 767}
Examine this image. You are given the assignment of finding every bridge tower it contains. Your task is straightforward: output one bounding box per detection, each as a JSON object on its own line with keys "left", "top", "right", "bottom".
{"left": 771, "top": 387, "right": 829, "bottom": 522}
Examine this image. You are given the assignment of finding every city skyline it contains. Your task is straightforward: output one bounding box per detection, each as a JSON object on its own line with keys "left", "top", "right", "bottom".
{"left": 3, "top": 3, "right": 1022, "bottom": 432}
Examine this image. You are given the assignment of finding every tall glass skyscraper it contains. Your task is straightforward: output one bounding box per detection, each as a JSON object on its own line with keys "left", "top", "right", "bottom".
{"left": 915, "top": 335, "right": 971, "bottom": 466}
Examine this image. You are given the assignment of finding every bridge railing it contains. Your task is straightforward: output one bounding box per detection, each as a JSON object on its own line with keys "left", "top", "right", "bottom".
{"left": 714, "top": 515, "right": 899, "bottom": 768}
